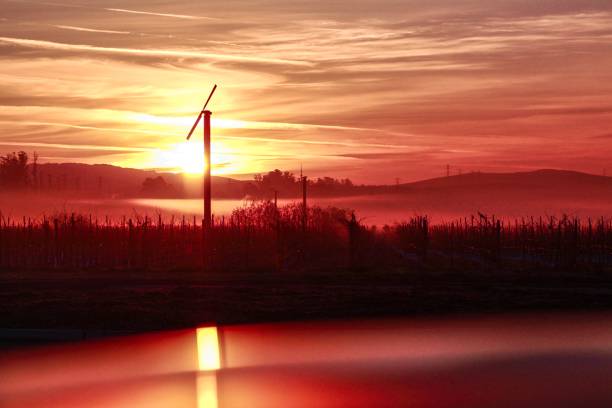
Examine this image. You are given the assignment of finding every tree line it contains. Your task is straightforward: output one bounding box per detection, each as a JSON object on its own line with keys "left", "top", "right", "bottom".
{"left": 0, "top": 152, "right": 360, "bottom": 198}
{"left": 0, "top": 151, "right": 36, "bottom": 189}
{"left": 252, "top": 169, "right": 355, "bottom": 197}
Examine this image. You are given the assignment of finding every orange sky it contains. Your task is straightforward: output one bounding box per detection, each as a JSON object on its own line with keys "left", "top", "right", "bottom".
{"left": 1, "top": 0, "right": 611, "bottom": 183}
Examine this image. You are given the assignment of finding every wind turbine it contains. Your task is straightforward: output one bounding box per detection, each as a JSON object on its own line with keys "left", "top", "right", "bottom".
{"left": 186, "top": 84, "right": 217, "bottom": 233}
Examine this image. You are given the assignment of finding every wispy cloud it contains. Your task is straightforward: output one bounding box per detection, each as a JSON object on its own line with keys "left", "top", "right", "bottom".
{"left": 0, "top": 141, "right": 154, "bottom": 152}
{"left": 216, "top": 134, "right": 415, "bottom": 149}
{"left": 104, "top": 8, "right": 217, "bottom": 21}
{"left": 4, "top": 1, "right": 217, "bottom": 20}
{"left": 53, "top": 25, "right": 130, "bottom": 35}
{"left": 0, "top": 119, "right": 167, "bottom": 137}
{"left": 130, "top": 113, "right": 369, "bottom": 132}
{"left": 0, "top": 37, "right": 312, "bottom": 66}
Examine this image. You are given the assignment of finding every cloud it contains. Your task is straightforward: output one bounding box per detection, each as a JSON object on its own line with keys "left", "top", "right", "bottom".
{"left": 0, "top": 119, "right": 169, "bottom": 139}
{"left": 1, "top": 1, "right": 612, "bottom": 181}
{"left": 0, "top": 141, "right": 154, "bottom": 152}
{"left": 53, "top": 25, "right": 131, "bottom": 35}
{"left": 131, "top": 113, "right": 370, "bottom": 132}
{"left": 104, "top": 8, "right": 216, "bottom": 21}
{"left": 0, "top": 36, "right": 312, "bottom": 66}
{"left": 216, "top": 134, "right": 414, "bottom": 149}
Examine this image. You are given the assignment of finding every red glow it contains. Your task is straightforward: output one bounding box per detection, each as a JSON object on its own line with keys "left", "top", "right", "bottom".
{"left": 2, "top": 314, "right": 612, "bottom": 407}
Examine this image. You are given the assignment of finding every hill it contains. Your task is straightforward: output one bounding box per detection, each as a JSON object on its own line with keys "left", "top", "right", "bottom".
{"left": 373, "top": 169, "right": 612, "bottom": 220}
{"left": 26, "top": 164, "right": 612, "bottom": 202}
{"left": 2, "top": 165, "right": 610, "bottom": 222}
{"left": 403, "top": 169, "right": 612, "bottom": 193}
{"left": 30, "top": 163, "right": 252, "bottom": 198}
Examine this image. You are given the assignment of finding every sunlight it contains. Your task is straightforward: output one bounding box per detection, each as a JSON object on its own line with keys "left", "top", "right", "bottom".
{"left": 196, "top": 326, "right": 221, "bottom": 371}
{"left": 150, "top": 141, "right": 250, "bottom": 175}
{"left": 197, "top": 373, "right": 218, "bottom": 408}
{"left": 154, "top": 142, "right": 204, "bottom": 174}
{"left": 130, "top": 113, "right": 359, "bottom": 131}
{"left": 196, "top": 326, "right": 220, "bottom": 408}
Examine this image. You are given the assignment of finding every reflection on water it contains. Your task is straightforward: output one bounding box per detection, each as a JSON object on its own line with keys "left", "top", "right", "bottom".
{"left": 197, "top": 373, "right": 218, "bottom": 408}
{"left": 2, "top": 314, "right": 612, "bottom": 407}
{"left": 197, "top": 327, "right": 221, "bottom": 371}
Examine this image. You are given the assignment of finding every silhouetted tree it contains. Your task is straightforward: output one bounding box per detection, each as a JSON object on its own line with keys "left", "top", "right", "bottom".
{"left": 254, "top": 169, "right": 297, "bottom": 193}
{"left": 310, "top": 176, "right": 354, "bottom": 196}
{"left": 243, "top": 182, "right": 259, "bottom": 198}
{"left": 140, "top": 176, "right": 178, "bottom": 197}
{"left": 0, "top": 151, "right": 29, "bottom": 188}
{"left": 252, "top": 169, "right": 355, "bottom": 197}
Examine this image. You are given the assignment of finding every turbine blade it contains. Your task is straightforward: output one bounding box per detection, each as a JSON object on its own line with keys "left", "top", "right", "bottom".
{"left": 201, "top": 84, "right": 218, "bottom": 111}
{"left": 186, "top": 113, "right": 202, "bottom": 140}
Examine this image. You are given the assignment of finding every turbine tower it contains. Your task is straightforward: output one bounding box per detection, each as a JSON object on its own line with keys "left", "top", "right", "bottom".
{"left": 186, "top": 84, "right": 217, "bottom": 235}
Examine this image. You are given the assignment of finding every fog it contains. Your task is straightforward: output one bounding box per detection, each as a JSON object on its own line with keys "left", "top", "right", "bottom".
{"left": 1, "top": 192, "right": 610, "bottom": 225}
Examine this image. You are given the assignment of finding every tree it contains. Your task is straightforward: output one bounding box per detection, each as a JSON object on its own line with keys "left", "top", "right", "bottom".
{"left": 0, "top": 151, "right": 29, "bottom": 188}
{"left": 253, "top": 169, "right": 298, "bottom": 195}
{"left": 140, "top": 176, "right": 178, "bottom": 197}
{"left": 252, "top": 169, "right": 355, "bottom": 197}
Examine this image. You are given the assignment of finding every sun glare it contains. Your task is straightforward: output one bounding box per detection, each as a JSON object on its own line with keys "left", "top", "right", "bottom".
{"left": 197, "top": 373, "right": 218, "bottom": 408}
{"left": 154, "top": 142, "right": 205, "bottom": 174}
{"left": 151, "top": 141, "right": 248, "bottom": 175}
{"left": 197, "top": 326, "right": 221, "bottom": 371}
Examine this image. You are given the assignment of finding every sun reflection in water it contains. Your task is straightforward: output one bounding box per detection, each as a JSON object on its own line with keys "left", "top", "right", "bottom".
{"left": 197, "top": 373, "right": 218, "bottom": 408}
{"left": 196, "top": 326, "right": 220, "bottom": 408}
{"left": 197, "top": 326, "right": 221, "bottom": 371}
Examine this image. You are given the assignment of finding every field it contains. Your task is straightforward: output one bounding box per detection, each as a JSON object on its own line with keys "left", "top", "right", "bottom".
{"left": 0, "top": 201, "right": 610, "bottom": 272}
{"left": 1, "top": 202, "right": 611, "bottom": 335}
{"left": 3, "top": 267, "right": 612, "bottom": 333}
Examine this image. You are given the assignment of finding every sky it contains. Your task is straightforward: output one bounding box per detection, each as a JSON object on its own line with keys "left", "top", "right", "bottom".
{"left": 1, "top": 0, "right": 611, "bottom": 183}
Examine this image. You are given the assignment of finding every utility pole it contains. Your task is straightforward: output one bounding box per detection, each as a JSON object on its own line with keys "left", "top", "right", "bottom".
{"left": 301, "top": 166, "right": 307, "bottom": 233}
{"left": 32, "top": 152, "right": 38, "bottom": 190}
{"left": 184, "top": 85, "right": 217, "bottom": 269}
{"left": 203, "top": 110, "right": 212, "bottom": 231}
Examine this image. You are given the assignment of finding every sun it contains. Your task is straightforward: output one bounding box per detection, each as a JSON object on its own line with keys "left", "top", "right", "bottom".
{"left": 151, "top": 141, "right": 246, "bottom": 175}
{"left": 154, "top": 142, "right": 205, "bottom": 174}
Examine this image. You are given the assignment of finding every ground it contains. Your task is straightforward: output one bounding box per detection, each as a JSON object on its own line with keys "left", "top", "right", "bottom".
{"left": 2, "top": 268, "right": 612, "bottom": 338}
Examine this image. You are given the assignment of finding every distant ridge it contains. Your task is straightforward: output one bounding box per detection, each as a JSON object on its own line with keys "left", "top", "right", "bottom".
{"left": 403, "top": 169, "right": 612, "bottom": 191}
{"left": 2, "top": 163, "right": 609, "bottom": 219}
{"left": 25, "top": 163, "right": 612, "bottom": 203}
{"left": 30, "top": 162, "right": 244, "bottom": 197}
{"left": 385, "top": 169, "right": 612, "bottom": 219}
